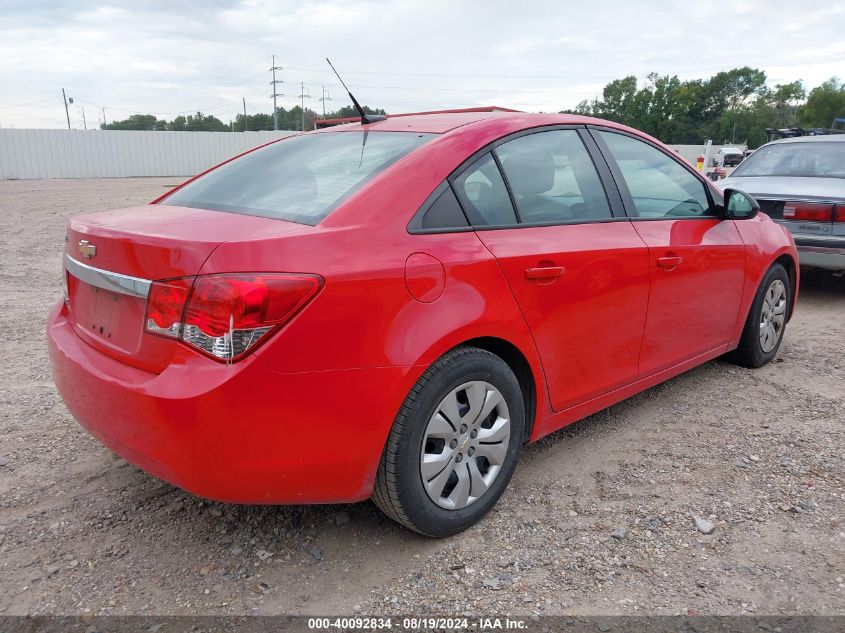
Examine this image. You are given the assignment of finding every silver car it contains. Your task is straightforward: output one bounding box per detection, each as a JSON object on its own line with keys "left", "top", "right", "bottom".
{"left": 719, "top": 135, "right": 845, "bottom": 271}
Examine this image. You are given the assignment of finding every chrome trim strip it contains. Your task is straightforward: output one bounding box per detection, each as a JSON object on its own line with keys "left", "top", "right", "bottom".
{"left": 797, "top": 245, "right": 845, "bottom": 255}
{"left": 65, "top": 254, "right": 152, "bottom": 298}
{"left": 793, "top": 235, "right": 845, "bottom": 246}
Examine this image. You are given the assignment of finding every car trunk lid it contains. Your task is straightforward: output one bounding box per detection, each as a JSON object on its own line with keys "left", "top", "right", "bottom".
{"left": 65, "top": 204, "right": 312, "bottom": 372}
{"left": 722, "top": 175, "right": 845, "bottom": 238}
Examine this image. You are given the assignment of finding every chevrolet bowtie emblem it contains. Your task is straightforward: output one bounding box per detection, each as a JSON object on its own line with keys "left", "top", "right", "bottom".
{"left": 78, "top": 239, "right": 97, "bottom": 259}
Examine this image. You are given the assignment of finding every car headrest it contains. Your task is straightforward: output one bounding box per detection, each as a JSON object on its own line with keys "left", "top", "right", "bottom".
{"left": 499, "top": 147, "right": 555, "bottom": 195}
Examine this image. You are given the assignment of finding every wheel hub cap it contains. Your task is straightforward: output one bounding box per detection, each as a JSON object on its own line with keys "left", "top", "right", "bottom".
{"left": 420, "top": 381, "right": 511, "bottom": 510}
{"left": 759, "top": 279, "right": 786, "bottom": 353}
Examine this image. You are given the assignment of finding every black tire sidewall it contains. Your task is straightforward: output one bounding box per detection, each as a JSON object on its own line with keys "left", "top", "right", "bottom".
{"left": 741, "top": 263, "right": 790, "bottom": 366}
{"left": 393, "top": 351, "right": 525, "bottom": 537}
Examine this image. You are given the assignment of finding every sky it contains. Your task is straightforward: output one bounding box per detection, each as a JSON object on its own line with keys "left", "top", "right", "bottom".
{"left": 1, "top": 0, "right": 843, "bottom": 129}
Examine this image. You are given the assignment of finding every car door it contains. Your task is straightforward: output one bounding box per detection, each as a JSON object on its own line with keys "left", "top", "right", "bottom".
{"left": 592, "top": 128, "right": 746, "bottom": 376}
{"left": 451, "top": 128, "right": 651, "bottom": 412}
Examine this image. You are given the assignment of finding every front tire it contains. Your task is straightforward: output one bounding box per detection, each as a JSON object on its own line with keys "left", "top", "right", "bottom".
{"left": 372, "top": 346, "right": 525, "bottom": 537}
{"left": 729, "top": 262, "right": 791, "bottom": 368}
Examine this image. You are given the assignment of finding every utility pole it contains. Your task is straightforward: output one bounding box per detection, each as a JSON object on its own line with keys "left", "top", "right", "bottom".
{"left": 298, "top": 82, "right": 311, "bottom": 131}
{"left": 319, "top": 85, "right": 332, "bottom": 117}
{"left": 80, "top": 107, "right": 87, "bottom": 130}
{"left": 61, "top": 88, "right": 71, "bottom": 129}
{"left": 270, "top": 55, "right": 284, "bottom": 130}
{"left": 242, "top": 97, "right": 247, "bottom": 132}
{"left": 101, "top": 107, "right": 107, "bottom": 127}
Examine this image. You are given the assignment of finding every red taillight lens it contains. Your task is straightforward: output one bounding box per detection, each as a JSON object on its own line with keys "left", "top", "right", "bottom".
{"left": 144, "top": 273, "right": 322, "bottom": 362}
{"left": 835, "top": 204, "right": 845, "bottom": 222}
{"left": 145, "top": 279, "right": 191, "bottom": 338}
{"left": 782, "top": 202, "right": 834, "bottom": 222}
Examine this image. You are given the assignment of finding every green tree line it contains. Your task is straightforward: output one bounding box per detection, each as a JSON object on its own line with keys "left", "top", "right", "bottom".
{"left": 101, "top": 105, "right": 386, "bottom": 133}
{"left": 566, "top": 69, "right": 845, "bottom": 148}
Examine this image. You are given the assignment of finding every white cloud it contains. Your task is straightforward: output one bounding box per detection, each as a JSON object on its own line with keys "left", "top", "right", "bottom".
{"left": 0, "top": 0, "right": 842, "bottom": 128}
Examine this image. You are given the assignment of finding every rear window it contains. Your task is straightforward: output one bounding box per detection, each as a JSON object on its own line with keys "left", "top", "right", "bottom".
{"left": 163, "top": 131, "right": 433, "bottom": 224}
{"left": 732, "top": 141, "right": 845, "bottom": 178}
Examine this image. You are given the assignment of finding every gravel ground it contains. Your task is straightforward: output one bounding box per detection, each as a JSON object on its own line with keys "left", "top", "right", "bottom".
{"left": 0, "top": 178, "right": 843, "bottom": 616}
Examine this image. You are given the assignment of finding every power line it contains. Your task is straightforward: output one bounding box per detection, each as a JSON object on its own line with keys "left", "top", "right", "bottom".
{"left": 73, "top": 96, "right": 243, "bottom": 116}
{"left": 0, "top": 96, "right": 61, "bottom": 110}
{"left": 284, "top": 65, "right": 617, "bottom": 81}
{"left": 314, "top": 79, "right": 600, "bottom": 96}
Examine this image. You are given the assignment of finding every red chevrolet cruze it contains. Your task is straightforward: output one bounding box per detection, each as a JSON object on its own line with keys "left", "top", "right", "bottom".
{"left": 48, "top": 111, "right": 798, "bottom": 536}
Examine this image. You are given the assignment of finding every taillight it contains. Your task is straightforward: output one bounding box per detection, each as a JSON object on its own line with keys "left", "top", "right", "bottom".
{"left": 782, "top": 202, "right": 834, "bottom": 222}
{"left": 145, "top": 278, "right": 191, "bottom": 338}
{"left": 144, "top": 273, "right": 322, "bottom": 362}
{"left": 835, "top": 204, "right": 845, "bottom": 222}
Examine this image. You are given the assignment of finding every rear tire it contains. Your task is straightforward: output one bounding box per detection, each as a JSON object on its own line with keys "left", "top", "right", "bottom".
{"left": 729, "top": 263, "right": 790, "bottom": 368}
{"left": 372, "top": 346, "right": 525, "bottom": 537}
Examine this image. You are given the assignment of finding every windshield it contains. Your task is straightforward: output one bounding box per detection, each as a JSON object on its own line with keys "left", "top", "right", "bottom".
{"left": 163, "top": 131, "right": 433, "bottom": 224}
{"left": 731, "top": 141, "right": 845, "bottom": 178}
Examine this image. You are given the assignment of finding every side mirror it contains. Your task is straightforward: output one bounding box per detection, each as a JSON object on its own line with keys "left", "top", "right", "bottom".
{"left": 723, "top": 188, "right": 759, "bottom": 219}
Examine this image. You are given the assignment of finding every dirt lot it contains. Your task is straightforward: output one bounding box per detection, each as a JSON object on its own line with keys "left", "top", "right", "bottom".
{"left": 0, "top": 178, "right": 843, "bottom": 616}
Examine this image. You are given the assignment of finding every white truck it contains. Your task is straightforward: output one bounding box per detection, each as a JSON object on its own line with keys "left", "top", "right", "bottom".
{"left": 713, "top": 147, "right": 744, "bottom": 167}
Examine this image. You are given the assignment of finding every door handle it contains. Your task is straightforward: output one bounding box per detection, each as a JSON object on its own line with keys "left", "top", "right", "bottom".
{"left": 657, "top": 256, "right": 683, "bottom": 270}
{"left": 525, "top": 266, "right": 566, "bottom": 280}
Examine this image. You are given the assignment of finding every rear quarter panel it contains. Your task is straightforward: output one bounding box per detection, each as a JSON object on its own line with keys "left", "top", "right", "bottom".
{"left": 199, "top": 218, "right": 549, "bottom": 444}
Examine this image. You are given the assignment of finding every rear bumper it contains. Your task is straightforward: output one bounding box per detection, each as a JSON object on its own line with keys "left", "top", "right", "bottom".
{"left": 795, "top": 237, "right": 845, "bottom": 271}
{"left": 47, "top": 301, "right": 418, "bottom": 504}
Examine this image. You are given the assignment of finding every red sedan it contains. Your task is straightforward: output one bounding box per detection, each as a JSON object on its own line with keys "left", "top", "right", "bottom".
{"left": 48, "top": 111, "right": 798, "bottom": 536}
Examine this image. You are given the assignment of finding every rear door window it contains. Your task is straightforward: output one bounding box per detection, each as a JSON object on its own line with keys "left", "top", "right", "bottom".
{"left": 452, "top": 153, "right": 518, "bottom": 226}
{"left": 495, "top": 130, "right": 611, "bottom": 223}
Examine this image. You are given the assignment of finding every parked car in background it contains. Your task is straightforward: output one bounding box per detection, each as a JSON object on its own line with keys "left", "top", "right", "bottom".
{"left": 49, "top": 111, "right": 798, "bottom": 537}
{"left": 719, "top": 135, "right": 845, "bottom": 271}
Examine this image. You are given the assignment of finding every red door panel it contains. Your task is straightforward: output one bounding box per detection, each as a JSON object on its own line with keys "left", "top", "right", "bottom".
{"left": 632, "top": 218, "right": 745, "bottom": 375}
{"left": 477, "top": 222, "right": 650, "bottom": 411}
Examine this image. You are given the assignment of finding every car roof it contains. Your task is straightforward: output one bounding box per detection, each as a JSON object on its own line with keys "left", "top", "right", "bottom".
{"left": 767, "top": 134, "right": 845, "bottom": 145}
{"left": 314, "top": 111, "right": 627, "bottom": 135}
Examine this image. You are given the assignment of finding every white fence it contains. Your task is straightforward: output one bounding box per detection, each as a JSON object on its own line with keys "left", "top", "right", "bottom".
{"left": 0, "top": 129, "right": 743, "bottom": 180}
{"left": 0, "top": 129, "right": 297, "bottom": 180}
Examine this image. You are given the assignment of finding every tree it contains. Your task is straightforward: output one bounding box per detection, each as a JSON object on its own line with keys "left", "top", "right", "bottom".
{"left": 594, "top": 75, "right": 639, "bottom": 123}
{"left": 101, "top": 114, "right": 167, "bottom": 130}
{"left": 802, "top": 77, "right": 845, "bottom": 128}
{"left": 704, "top": 67, "right": 767, "bottom": 113}
{"left": 325, "top": 105, "right": 387, "bottom": 119}
{"left": 232, "top": 112, "right": 274, "bottom": 131}
{"left": 564, "top": 67, "right": 818, "bottom": 147}
{"left": 96, "top": 103, "right": 392, "bottom": 133}
{"left": 168, "top": 112, "right": 226, "bottom": 131}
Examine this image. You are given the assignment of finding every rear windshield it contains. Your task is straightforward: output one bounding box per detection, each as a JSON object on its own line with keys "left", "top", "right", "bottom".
{"left": 731, "top": 141, "right": 845, "bottom": 178}
{"left": 162, "top": 131, "right": 433, "bottom": 224}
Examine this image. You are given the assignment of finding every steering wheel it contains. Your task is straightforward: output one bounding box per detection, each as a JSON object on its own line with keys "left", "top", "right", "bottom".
{"left": 666, "top": 199, "right": 703, "bottom": 216}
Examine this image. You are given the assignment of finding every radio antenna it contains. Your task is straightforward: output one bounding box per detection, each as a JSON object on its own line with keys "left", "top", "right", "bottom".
{"left": 325, "top": 58, "right": 386, "bottom": 125}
